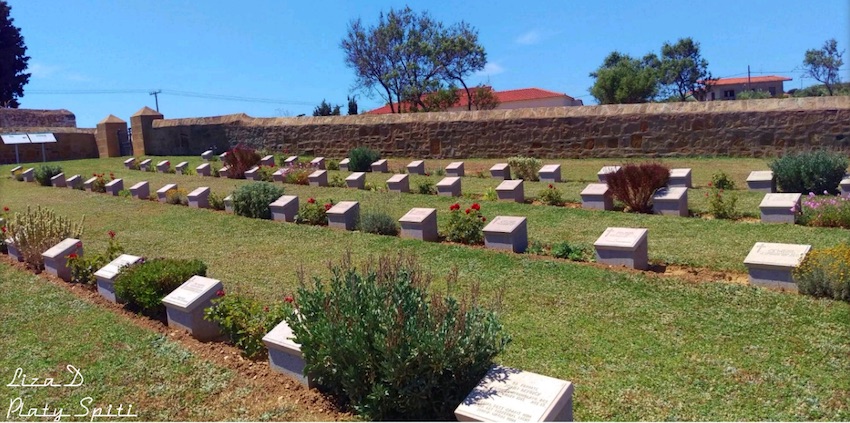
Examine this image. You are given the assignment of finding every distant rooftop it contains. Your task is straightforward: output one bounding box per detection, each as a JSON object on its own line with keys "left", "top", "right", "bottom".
{"left": 709, "top": 75, "right": 792, "bottom": 86}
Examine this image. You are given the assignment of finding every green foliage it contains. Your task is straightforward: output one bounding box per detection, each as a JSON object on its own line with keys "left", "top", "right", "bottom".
{"left": 710, "top": 171, "right": 736, "bottom": 190}
{"left": 803, "top": 38, "right": 845, "bottom": 96}
{"left": 114, "top": 258, "right": 208, "bottom": 314}
{"left": 445, "top": 202, "right": 485, "bottom": 245}
{"left": 589, "top": 51, "right": 659, "bottom": 104}
{"left": 420, "top": 85, "right": 460, "bottom": 112}
{"left": 329, "top": 174, "right": 347, "bottom": 188}
{"left": 165, "top": 188, "right": 189, "bottom": 206}
{"left": 282, "top": 163, "right": 311, "bottom": 185}
{"left": 0, "top": 1, "right": 30, "bottom": 108}
{"left": 208, "top": 192, "right": 226, "bottom": 211}
{"left": 256, "top": 165, "right": 276, "bottom": 182}
{"left": 799, "top": 193, "right": 850, "bottom": 228}
{"left": 360, "top": 210, "right": 399, "bottom": 236}
{"left": 118, "top": 189, "right": 132, "bottom": 198}
{"left": 538, "top": 184, "right": 564, "bottom": 206}
{"left": 295, "top": 198, "right": 332, "bottom": 226}
{"left": 434, "top": 168, "right": 445, "bottom": 176}
{"left": 204, "top": 293, "right": 290, "bottom": 358}
{"left": 34, "top": 164, "right": 63, "bottom": 186}
{"left": 313, "top": 99, "right": 342, "bottom": 116}
{"left": 659, "top": 37, "right": 713, "bottom": 101}
{"left": 288, "top": 252, "right": 509, "bottom": 420}
{"left": 326, "top": 159, "right": 340, "bottom": 171}
{"left": 231, "top": 183, "right": 285, "bottom": 219}
{"left": 794, "top": 243, "right": 850, "bottom": 302}
{"left": 769, "top": 150, "right": 848, "bottom": 194}
{"left": 347, "top": 95, "right": 358, "bottom": 115}
{"left": 706, "top": 187, "right": 739, "bottom": 219}
{"left": 507, "top": 156, "right": 542, "bottom": 181}
{"left": 606, "top": 163, "right": 670, "bottom": 213}
{"left": 69, "top": 231, "right": 124, "bottom": 285}
{"left": 347, "top": 147, "right": 380, "bottom": 172}
{"left": 525, "top": 240, "right": 547, "bottom": 255}
{"left": 416, "top": 180, "right": 437, "bottom": 195}
{"left": 88, "top": 172, "right": 115, "bottom": 193}
{"left": 551, "top": 241, "right": 593, "bottom": 262}
{"left": 482, "top": 187, "right": 497, "bottom": 201}
{"left": 6, "top": 205, "right": 84, "bottom": 270}
{"left": 735, "top": 90, "right": 772, "bottom": 100}
{"left": 792, "top": 82, "right": 850, "bottom": 97}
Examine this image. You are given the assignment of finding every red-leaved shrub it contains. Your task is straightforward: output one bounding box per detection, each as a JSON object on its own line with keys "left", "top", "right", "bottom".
{"left": 606, "top": 163, "right": 670, "bottom": 213}
{"left": 224, "top": 144, "right": 262, "bottom": 179}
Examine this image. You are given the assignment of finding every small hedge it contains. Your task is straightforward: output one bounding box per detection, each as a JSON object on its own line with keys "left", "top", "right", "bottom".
{"left": 232, "top": 183, "right": 285, "bottom": 219}
{"left": 34, "top": 164, "right": 63, "bottom": 186}
{"left": 204, "top": 293, "right": 290, "bottom": 358}
{"left": 348, "top": 147, "right": 380, "bottom": 172}
{"left": 769, "top": 150, "right": 848, "bottom": 194}
{"left": 607, "top": 163, "right": 670, "bottom": 213}
{"left": 507, "top": 156, "right": 542, "bottom": 181}
{"left": 360, "top": 210, "right": 399, "bottom": 236}
{"left": 114, "top": 258, "right": 208, "bottom": 314}
{"left": 794, "top": 243, "right": 850, "bottom": 302}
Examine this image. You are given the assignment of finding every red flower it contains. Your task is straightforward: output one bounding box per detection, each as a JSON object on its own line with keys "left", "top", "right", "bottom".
{"left": 481, "top": 217, "right": 487, "bottom": 222}
{"left": 263, "top": 306, "right": 269, "bottom": 312}
{"left": 108, "top": 230, "right": 116, "bottom": 239}
{"left": 2, "top": 206, "right": 8, "bottom": 212}
{"left": 449, "top": 203, "right": 460, "bottom": 211}
{"left": 284, "top": 294, "right": 294, "bottom": 304}
{"left": 548, "top": 184, "right": 554, "bottom": 189}
{"left": 216, "top": 289, "right": 225, "bottom": 297}
{"left": 465, "top": 208, "right": 471, "bottom": 214}
{"left": 707, "top": 182, "right": 713, "bottom": 187}
{"left": 1, "top": 226, "right": 6, "bottom": 234}
{"left": 68, "top": 253, "right": 78, "bottom": 260}
{"left": 308, "top": 198, "right": 316, "bottom": 204}
{"left": 92, "top": 173, "right": 97, "bottom": 177}
{"left": 324, "top": 203, "right": 332, "bottom": 211}
{"left": 471, "top": 203, "right": 480, "bottom": 211}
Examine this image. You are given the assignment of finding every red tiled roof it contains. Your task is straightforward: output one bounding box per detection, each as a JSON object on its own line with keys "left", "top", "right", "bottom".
{"left": 364, "top": 87, "right": 575, "bottom": 114}
{"left": 708, "top": 75, "right": 792, "bottom": 86}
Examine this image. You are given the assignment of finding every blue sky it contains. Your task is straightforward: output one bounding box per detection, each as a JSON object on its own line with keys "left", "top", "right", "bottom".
{"left": 10, "top": 0, "right": 850, "bottom": 127}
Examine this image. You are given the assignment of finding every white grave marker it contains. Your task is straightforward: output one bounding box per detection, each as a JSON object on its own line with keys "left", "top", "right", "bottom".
{"left": 386, "top": 174, "right": 409, "bottom": 193}
{"left": 490, "top": 163, "right": 511, "bottom": 180}
{"left": 580, "top": 183, "right": 613, "bottom": 210}
{"left": 94, "top": 254, "right": 142, "bottom": 303}
{"left": 446, "top": 161, "right": 465, "bottom": 177}
{"left": 744, "top": 242, "right": 811, "bottom": 291}
{"left": 437, "top": 176, "right": 461, "bottom": 197}
{"left": 406, "top": 160, "right": 425, "bottom": 175}
{"left": 594, "top": 227, "right": 649, "bottom": 270}
{"left": 42, "top": 238, "right": 82, "bottom": 282}
{"left": 483, "top": 216, "right": 528, "bottom": 253}
{"left": 399, "top": 208, "right": 437, "bottom": 241}
{"left": 496, "top": 179, "right": 524, "bottom": 203}
{"left": 746, "top": 171, "right": 775, "bottom": 193}
{"left": 162, "top": 276, "right": 223, "bottom": 341}
{"left": 759, "top": 193, "right": 801, "bottom": 224}
{"left": 538, "top": 164, "right": 562, "bottom": 183}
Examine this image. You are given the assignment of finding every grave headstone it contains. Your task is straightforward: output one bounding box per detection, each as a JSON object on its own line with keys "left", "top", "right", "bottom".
{"left": 339, "top": 158, "right": 350, "bottom": 171}
{"left": 386, "top": 174, "right": 409, "bottom": 193}
{"left": 399, "top": 208, "right": 438, "bottom": 242}
{"left": 284, "top": 156, "right": 298, "bottom": 166}
{"left": 84, "top": 176, "right": 98, "bottom": 192}
{"left": 490, "top": 163, "right": 511, "bottom": 180}
{"left": 157, "top": 183, "right": 178, "bottom": 203}
{"left": 270, "top": 195, "right": 299, "bottom": 222}
{"left": 201, "top": 150, "right": 213, "bottom": 161}
{"left": 219, "top": 152, "right": 228, "bottom": 162}
{"left": 406, "top": 160, "right": 425, "bottom": 175}
{"left": 224, "top": 195, "right": 233, "bottom": 213}
{"left": 538, "top": 164, "right": 562, "bottom": 183}
{"left": 156, "top": 160, "right": 170, "bottom": 173}
{"left": 22, "top": 168, "right": 34, "bottom": 182}
{"left": 746, "top": 171, "right": 776, "bottom": 193}
{"left": 105, "top": 178, "right": 123, "bottom": 195}
{"left": 483, "top": 216, "right": 528, "bottom": 253}
{"left": 123, "top": 157, "right": 136, "bottom": 169}
{"left": 744, "top": 242, "right": 811, "bottom": 291}
{"left": 51, "top": 173, "right": 66, "bottom": 188}
{"left": 66, "top": 174, "right": 83, "bottom": 190}
{"left": 437, "top": 176, "right": 461, "bottom": 197}
{"left": 840, "top": 177, "right": 850, "bottom": 195}
{"left": 311, "top": 157, "right": 326, "bottom": 170}
{"left": 594, "top": 227, "right": 649, "bottom": 270}
{"left": 187, "top": 187, "right": 210, "bottom": 209}
{"left": 446, "top": 161, "right": 465, "bottom": 177}
{"left": 130, "top": 181, "right": 150, "bottom": 200}
{"left": 346, "top": 172, "right": 366, "bottom": 189}
{"left": 759, "top": 193, "right": 801, "bottom": 224}
{"left": 597, "top": 166, "right": 621, "bottom": 183}
{"left": 42, "top": 238, "right": 82, "bottom": 282}
{"left": 496, "top": 179, "right": 524, "bottom": 203}
{"left": 94, "top": 254, "right": 142, "bottom": 303}
{"left": 669, "top": 168, "right": 693, "bottom": 188}
{"left": 175, "top": 161, "right": 188, "bottom": 174}
{"left": 309, "top": 170, "right": 328, "bottom": 187}
{"left": 195, "top": 163, "right": 211, "bottom": 177}
{"left": 162, "top": 276, "right": 223, "bottom": 341}
{"left": 455, "top": 365, "right": 575, "bottom": 422}
{"left": 371, "top": 159, "right": 389, "bottom": 173}
{"left": 10, "top": 165, "right": 21, "bottom": 176}
{"left": 263, "top": 320, "right": 313, "bottom": 387}
{"left": 245, "top": 166, "right": 260, "bottom": 180}
{"left": 327, "top": 201, "right": 360, "bottom": 230}
{"left": 652, "top": 187, "right": 688, "bottom": 217}
{"left": 272, "top": 168, "right": 285, "bottom": 183}
{"left": 219, "top": 166, "right": 230, "bottom": 178}
{"left": 580, "top": 183, "right": 613, "bottom": 210}
{"left": 138, "top": 159, "right": 152, "bottom": 171}
{"left": 261, "top": 155, "right": 275, "bottom": 167}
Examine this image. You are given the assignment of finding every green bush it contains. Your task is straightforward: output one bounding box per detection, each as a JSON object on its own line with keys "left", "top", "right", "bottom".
{"left": 551, "top": 241, "right": 593, "bottom": 261}
{"left": 710, "top": 171, "right": 736, "bottom": 190}
{"left": 525, "top": 240, "right": 547, "bottom": 255}
{"left": 445, "top": 203, "right": 485, "bottom": 245}
{"left": 326, "top": 159, "right": 340, "bottom": 171}
{"left": 706, "top": 187, "right": 739, "bottom": 219}
{"left": 507, "top": 156, "right": 542, "bottom": 181}
{"left": 288, "top": 252, "right": 510, "bottom": 420}
{"left": 208, "top": 192, "right": 226, "bottom": 211}
{"left": 360, "top": 210, "right": 399, "bottom": 236}
{"left": 204, "top": 293, "right": 290, "bottom": 358}
{"left": 114, "top": 258, "right": 208, "bottom": 314}
{"left": 538, "top": 184, "right": 564, "bottom": 206}
{"left": 769, "top": 150, "right": 848, "bottom": 194}
{"left": 69, "top": 230, "right": 124, "bottom": 285}
{"left": 256, "top": 165, "right": 276, "bottom": 182}
{"left": 165, "top": 188, "right": 189, "bottom": 206}
{"left": 34, "top": 164, "right": 63, "bottom": 186}
{"left": 607, "top": 163, "right": 670, "bottom": 213}
{"left": 328, "top": 174, "right": 347, "bottom": 188}
{"left": 232, "top": 183, "right": 285, "bottom": 219}
{"left": 482, "top": 187, "right": 497, "bottom": 201}
{"left": 416, "top": 180, "right": 437, "bottom": 195}
{"left": 348, "top": 147, "right": 380, "bottom": 172}
{"left": 794, "top": 244, "right": 850, "bottom": 302}
{"left": 295, "top": 198, "right": 332, "bottom": 226}
{"left": 6, "top": 206, "right": 84, "bottom": 270}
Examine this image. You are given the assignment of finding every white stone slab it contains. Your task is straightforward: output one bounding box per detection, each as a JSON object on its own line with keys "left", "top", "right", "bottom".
{"left": 245, "top": 166, "right": 260, "bottom": 180}
{"left": 436, "top": 176, "right": 461, "bottom": 196}
{"left": 310, "top": 157, "right": 325, "bottom": 169}
{"left": 263, "top": 320, "right": 302, "bottom": 356}
{"left": 597, "top": 165, "right": 621, "bottom": 183}
{"left": 653, "top": 186, "right": 686, "bottom": 200}
{"left": 83, "top": 176, "right": 97, "bottom": 191}
{"left": 490, "top": 163, "right": 511, "bottom": 180}
{"left": 51, "top": 173, "right": 66, "bottom": 187}
{"left": 162, "top": 275, "right": 223, "bottom": 313}
{"left": 484, "top": 216, "right": 525, "bottom": 234}
{"left": 386, "top": 173, "right": 409, "bottom": 193}
{"left": 538, "top": 164, "right": 562, "bottom": 183}
{"left": 187, "top": 187, "right": 210, "bottom": 208}
{"left": 669, "top": 168, "right": 692, "bottom": 188}
{"left": 263, "top": 320, "right": 311, "bottom": 386}
{"left": 371, "top": 159, "right": 389, "bottom": 173}
{"left": 270, "top": 195, "right": 299, "bottom": 222}
{"left": 327, "top": 201, "right": 360, "bottom": 230}
{"left": 346, "top": 172, "right": 366, "bottom": 189}
{"left": 43, "top": 238, "right": 81, "bottom": 260}
{"left": 157, "top": 183, "right": 178, "bottom": 203}
{"left": 105, "top": 178, "right": 123, "bottom": 195}
{"left": 339, "top": 158, "right": 350, "bottom": 171}
{"left": 744, "top": 242, "right": 810, "bottom": 268}
{"left": 747, "top": 170, "right": 774, "bottom": 182}
{"left": 399, "top": 207, "right": 436, "bottom": 224}
{"left": 66, "top": 174, "right": 82, "bottom": 189}
{"left": 94, "top": 254, "right": 142, "bottom": 281}
{"left": 446, "top": 161, "right": 465, "bottom": 177}
{"left": 195, "top": 163, "right": 210, "bottom": 176}
{"left": 156, "top": 160, "right": 170, "bottom": 172}
{"left": 308, "top": 170, "right": 328, "bottom": 187}
{"left": 759, "top": 193, "right": 802, "bottom": 208}
{"left": 261, "top": 155, "right": 275, "bottom": 166}
{"left": 284, "top": 156, "right": 298, "bottom": 165}
{"left": 123, "top": 157, "right": 135, "bottom": 168}
{"left": 581, "top": 183, "right": 609, "bottom": 196}
{"left": 201, "top": 150, "right": 213, "bottom": 160}
{"left": 841, "top": 177, "right": 850, "bottom": 195}
{"left": 10, "top": 165, "right": 21, "bottom": 175}
{"left": 139, "top": 159, "right": 152, "bottom": 170}
{"left": 594, "top": 227, "right": 647, "bottom": 250}
{"left": 406, "top": 160, "right": 425, "bottom": 175}
{"left": 42, "top": 238, "right": 82, "bottom": 282}
{"left": 22, "top": 168, "right": 34, "bottom": 182}
{"left": 224, "top": 195, "right": 233, "bottom": 213}
{"left": 496, "top": 179, "right": 524, "bottom": 202}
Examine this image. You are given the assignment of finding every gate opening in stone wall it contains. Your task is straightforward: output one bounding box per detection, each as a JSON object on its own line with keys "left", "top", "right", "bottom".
{"left": 121, "top": 127, "right": 134, "bottom": 156}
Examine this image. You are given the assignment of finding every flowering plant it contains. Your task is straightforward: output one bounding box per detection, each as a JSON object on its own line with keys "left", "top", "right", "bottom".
{"left": 204, "top": 292, "right": 291, "bottom": 358}
{"left": 538, "top": 184, "right": 564, "bottom": 206}
{"left": 445, "top": 202, "right": 486, "bottom": 244}
{"left": 89, "top": 173, "right": 115, "bottom": 193}
{"left": 798, "top": 192, "right": 850, "bottom": 228}
{"left": 295, "top": 198, "right": 334, "bottom": 226}
{"left": 705, "top": 186, "right": 738, "bottom": 219}
{"left": 68, "top": 230, "right": 125, "bottom": 285}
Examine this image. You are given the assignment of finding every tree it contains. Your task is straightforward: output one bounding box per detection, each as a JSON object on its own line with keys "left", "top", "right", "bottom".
{"left": 312, "top": 99, "right": 341, "bottom": 116}
{"left": 589, "top": 52, "right": 659, "bottom": 104}
{"left": 803, "top": 38, "right": 845, "bottom": 96}
{"left": 0, "top": 1, "right": 30, "bottom": 108}
{"left": 438, "top": 22, "right": 486, "bottom": 110}
{"left": 420, "top": 86, "right": 460, "bottom": 112}
{"left": 347, "top": 95, "right": 358, "bottom": 115}
{"left": 470, "top": 85, "right": 500, "bottom": 110}
{"left": 659, "top": 37, "right": 713, "bottom": 101}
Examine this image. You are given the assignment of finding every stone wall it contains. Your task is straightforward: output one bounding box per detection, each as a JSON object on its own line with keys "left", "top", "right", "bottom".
{"left": 0, "top": 127, "right": 98, "bottom": 164}
{"left": 0, "top": 109, "right": 76, "bottom": 128}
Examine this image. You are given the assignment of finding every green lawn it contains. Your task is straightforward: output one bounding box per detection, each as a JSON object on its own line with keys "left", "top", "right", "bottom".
{"left": 1, "top": 157, "right": 849, "bottom": 420}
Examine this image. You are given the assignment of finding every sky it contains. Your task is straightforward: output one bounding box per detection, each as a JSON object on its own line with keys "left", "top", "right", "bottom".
{"left": 9, "top": 0, "right": 850, "bottom": 128}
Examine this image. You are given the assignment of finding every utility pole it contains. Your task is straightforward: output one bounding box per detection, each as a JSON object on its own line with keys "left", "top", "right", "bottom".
{"left": 149, "top": 89, "right": 162, "bottom": 111}
{"left": 747, "top": 65, "right": 751, "bottom": 91}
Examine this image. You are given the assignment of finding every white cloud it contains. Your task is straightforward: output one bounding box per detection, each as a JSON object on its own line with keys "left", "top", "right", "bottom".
{"left": 29, "top": 62, "right": 60, "bottom": 79}
{"left": 515, "top": 30, "right": 542, "bottom": 45}
{"left": 475, "top": 62, "right": 505, "bottom": 77}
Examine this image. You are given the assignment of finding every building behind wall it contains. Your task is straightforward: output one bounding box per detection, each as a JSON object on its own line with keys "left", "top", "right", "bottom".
{"left": 706, "top": 75, "right": 792, "bottom": 100}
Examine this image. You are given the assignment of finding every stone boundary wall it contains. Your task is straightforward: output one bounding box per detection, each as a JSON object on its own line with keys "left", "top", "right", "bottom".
{"left": 0, "top": 109, "right": 77, "bottom": 128}
{"left": 151, "top": 96, "right": 850, "bottom": 158}
{"left": 0, "top": 127, "right": 97, "bottom": 164}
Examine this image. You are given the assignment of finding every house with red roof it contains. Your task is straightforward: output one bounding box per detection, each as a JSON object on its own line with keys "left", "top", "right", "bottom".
{"left": 364, "top": 87, "right": 583, "bottom": 114}
{"left": 705, "top": 75, "right": 792, "bottom": 100}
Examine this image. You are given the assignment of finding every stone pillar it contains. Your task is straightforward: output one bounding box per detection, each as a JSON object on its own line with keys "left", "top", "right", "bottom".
{"left": 130, "top": 106, "right": 163, "bottom": 156}
{"left": 95, "top": 115, "right": 127, "bottom": 158}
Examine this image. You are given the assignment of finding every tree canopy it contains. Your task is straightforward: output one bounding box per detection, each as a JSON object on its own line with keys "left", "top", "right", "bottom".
{"left": 0, "top": 0, "right": 30, "bottom": 108}
{"left": 312, "top": 99, "right": 341, "bottom": 116}
{"left": 659, "top": 38, "right": 714, "bottom": 101}
{"left": 803, "top": 38, "right": 845, "bottom": 96}
{"left": 589, "top": 52, "right": 659, "bottom": 104}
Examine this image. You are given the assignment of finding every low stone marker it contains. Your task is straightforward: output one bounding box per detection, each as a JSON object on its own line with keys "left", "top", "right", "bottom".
{"left": 219, "top": 166, "right": 230, "bottom": 178}
{"left": 66, "top": 174, "right": 83, "bottom": 190}
{"left": 224, "top": 195, "right": 233, "bottom": 213}
{"left": 5, "top": 238, "right": 22, "bottom": 262}
{"left": 83, "top": 176, "right": 97, "bottom": 191}
{"left": 162, "top": 276, "right": 223, "bottom": 341}
{"left": 580, "top": 183, "right": 613, "bottom": 210}
{"left": 538, "top": 164, "right": 562, "bottom": 183}
{"left": 261, "top": 155, "right": 275, "bottom": 166}
{"left": 156, "top": 160, "right": 170, "bottom": 173}
{"left": 219, "top": 152, "right": 228, "bottom": 162}
{"left": 455, "top": 365, "right": 574, "bottom": 422}
{"left": 175, "top": 161, "right": 188, "bottom": 174}
{"left": 407, "top": 160, "right": 425, "bottom": 175}
{"left": 42, "top": 238, "right": 82, "bottom": 282}
{"left": 284, "top": 156, "right": 298, "bottom": 166}
{"left": 483, "top": 216, "right": 528, "bottom": 253}
{"left": 270, "top": 195, "right": 299, "bottom": 222}
{"left": 744, "top": 242, "right": 811, "bottom": 291}
{"left": 139, "top": 158, "right": 152, "bottom": 171}
{"left": 840, "top": 177, "right": 850, "bottom": 195}
{"left": 399, "top": 207, "right": 438, "bottom": 241}
{"left": 346, "top": 172, "right": 366, "bottom": 189}
{"left": 669, "top": 168, "right": 692, "bottom": 188}
{"left": 130, "top": 181, "right": 150, "bottom": 200}
{"left": 201, "top": 150, "right": 213, "bottom": 161}
{"left": 22, "top": 168, "right": 34, "bottom": 182}
{"left": 387, "top": 174, "right": 409, "bottom": 193}
{"left": 371, "top": 159, "right": 389, "bottom": 173}
{"left": 597, "top": 165, "right": 621, "bottom": 183}
{"left": 311, "top": 157, "right": 326, "bottom": 169}
{"left": 187, "top": 187, "right": 210, "bottom": 209}
{"left": 263, "top": 320, "right": 312, "bottom": 387}
{"left": 594, "top": 227, "right": 649, "bottom": 270}
{"left": 10, "top": 165, "right": 21, "bottom": 176}
{"left": 339, "top": 158, "right": 350, "bottom": 171}
{"left": 652, "top": 187, "right": 688, "bottom": 217}
{"left": 327, "top": 201, "right": 360, "bottom": 230}
{"left": 51, "top": 173, "right": 66, "bottom": 188}
{"left": 124, "top": 157, "right": 136, "bottom": 169}
{"left": 245, "top": 166, "right": 260, "bottom": 180}
{"left": 196, "top": 163, "right": 211, "bottom": 176}
{"left": 437, "top": 176, "right": 461, "bottom": 197}
{"left": 273, "top": 168, "right": 285, "bottom": 182}
{"left": 759, "top": 193, "right": 801, "bottom": 223}
{"left": 446, "top": 161, "right": 465, "bottom": 177}
{"left": 105, "top": 178, "right": 123, "bottom": 195}
{"left": 746, "top": 171, "right": 776, "bottom": 193}
{"left": 157, "top": 183, "right": 178, "bottom": 203}
{"left": 309, "top": 170, "right": 328, "bottom": 187}
{"left": 94, "top": 254, "right": 142, "bottom": 303}
{"left": 490, "top": 163, "right": 511, "bottom": 180}
{"left": 496, "top": 179, "right": 524, "bottom": 203}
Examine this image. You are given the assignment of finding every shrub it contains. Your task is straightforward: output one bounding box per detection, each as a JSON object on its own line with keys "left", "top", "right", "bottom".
{"left": 710, "top": 171, "right": 736, "bottom": 190}
{"left": 348, "top": 147, "right": 380, "bottom": 172}
{"left": 69, "top": 230, "right": 125, "bottom": 285}
{"left": 165, "top": 188, "right": 189, "bottom": 206}
{"left": 434, "top": 168, "right": 445, "bottom": 176}
{"left": 538, "top": 184, "right": 564, "bottom": 206}
{"left": 223, "top": 144, "right": 262, "bottom": 179}
{"left": 482, "top": 187, "right": 497, "bottom": 201}
{"left": 607, "top": 163, "right": 670, "bottom": 213}
{"left": 204, "top": 293, "right": 290, "bottom": 358}
{"left": 794, "top": 243, "right": 850, "bottom": 302}
{"left": 326, "top": 159, "right": 340, "bottom": 171}
{"left": 295, "top": 198, "right": 332, "bottom": 226}
{"left": 445, "top": 203, "right": 486, "bottom": 245}
{"left": 288, "top": 252, "right": 510, "bottom": 420}
{"left": 769, "top": 150, "right": 848, "bottom": 194}
{"left": 128, "top": 159, "right": 141, "bottom": 171}
{"left": 256, "top": 165, "right": 276, "bottom": 182}
{"left": 232, "top": 183, "right": 285, "bottom": 219}
{"left": 507, "top": 156, "right": 542, "bottom": 181}
{"left": 88, "top": 172, "right": 116, "bottom": 193}
{"left": 6, "top": 206, "right": 84, "bottom": 270}
{"left": 525, "top": 240, "right": 547, "bottom": 255}
{"left": 118, "top": 189, "right": 132, "bottom": 198}
{"left": 210, "top": 162, "right": 221, "bottom": 177}
{"left": 34, "top": 164, "right": 63, "bottom": 186}
{"left": 416, "top": 180, "right": 437, "bottom": 195}
{"left": 208, "top": 192, "right": 226, "bottom": 211}
{"left": 360, "top": 210, "right": 399, "bottom": 236}
{"left": 328, "top": 174, "right": 347, "bottom": 188}
{"left": 551, "top": 241, "right": 593, "bottom": 261}
{"left": 282, "top": 163, "right": 312, "bottom": 185}
{"left": 11, "top": 167, "right": 22, "bottom": 181}
{"left": 706, "top": 187, "right": 739, "bottom": 219}
{"left": 798, "top": 193, "right": 850, "bottom": 228}
{"left": 114, "top": 258, "right": 208, "bottom": 314}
